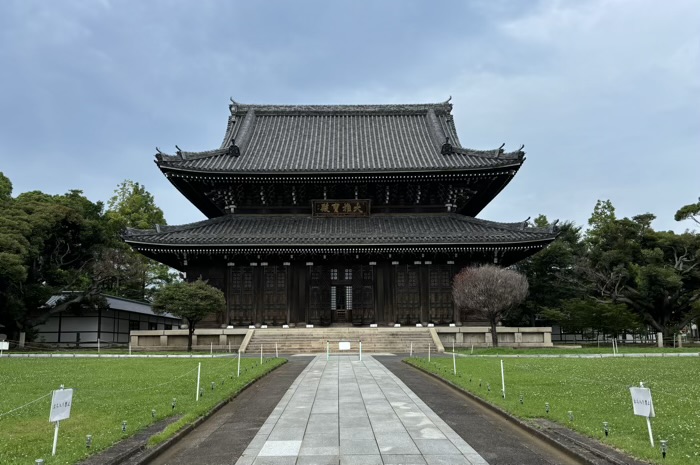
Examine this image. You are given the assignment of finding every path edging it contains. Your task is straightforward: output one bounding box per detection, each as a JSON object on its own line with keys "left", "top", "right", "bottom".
{"left": 405, "top": 360, "right": 646, "bottom": 465}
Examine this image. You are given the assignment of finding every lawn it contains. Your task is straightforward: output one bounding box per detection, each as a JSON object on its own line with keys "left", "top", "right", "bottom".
{"left": 0, "top": 356, "right": 285, "bottom": 465}
{"left": 407, "top": 356, "right": 700, "bottom": 465}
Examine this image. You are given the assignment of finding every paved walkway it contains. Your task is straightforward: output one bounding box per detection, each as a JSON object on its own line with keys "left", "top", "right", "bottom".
{"left": 235, "top": 355, "right": 488, "bottom": 465}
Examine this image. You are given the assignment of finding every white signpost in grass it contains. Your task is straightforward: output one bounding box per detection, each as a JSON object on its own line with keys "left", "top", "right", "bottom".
{"left": 630, "top": 382, "right": 655, "bottom": 447}
{"left": 49, "top": 387, "right": 73, "bottom": 456}
{"left": 0, "top": 340, "right": 8, "bottom": 356}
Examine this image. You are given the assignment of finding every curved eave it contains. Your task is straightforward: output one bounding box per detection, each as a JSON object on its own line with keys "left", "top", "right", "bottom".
{"left": 462, "top": 160, "right": 524, "bottom": 216}
{"left": 126, "top": 238, "right": 554, "bottom": 270}
{"left": 155, "top": 160, "right": 524, "bottom": 177}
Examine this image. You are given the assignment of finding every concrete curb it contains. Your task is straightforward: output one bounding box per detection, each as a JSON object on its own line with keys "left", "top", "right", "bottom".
{"left": 405, "top": 360, "right": 647, "bottom": 465}
{"left": 451, "top": 352, "right": 700, "bottom": 359}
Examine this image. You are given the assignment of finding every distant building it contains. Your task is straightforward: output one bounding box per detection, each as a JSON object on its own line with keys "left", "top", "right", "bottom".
{"left": 35, "top": 294, "right": 181, "bottom": 347}
{"left": 124, "top": 99, "right": 557, "bottom": 327}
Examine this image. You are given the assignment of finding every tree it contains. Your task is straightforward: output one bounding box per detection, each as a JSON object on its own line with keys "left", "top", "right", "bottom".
{"left": 152, "top": 279, "right": 225, "bottom": 351}
{"left": 675, "top": 197, "right": 700, "bottom": 227}
{"left": 580, "top": 204, "right": 700, "bottom": 336}
{"left": 453, "top": 265, "right": 529, "bottom": 346}
{"left": 100, "top": 180, "right": 176, "bottom": 300}
{"left": 0, "top": 181, "right": 110, "bottom": 339}
{"left": 512, "top": 216, "right": 585, "bottom": 326}
{"left": 0, "top": 172, "right": 12, "bottom": 201}
{"left": 541, "top": 299, "right": 643, "bottom": 340}
{"left": 106, "top": 180, "right": 166, "bottom": 230}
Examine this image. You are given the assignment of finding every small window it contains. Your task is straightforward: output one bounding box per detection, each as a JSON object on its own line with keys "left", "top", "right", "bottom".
{"left": 164, "top": 324, "right": 173, "bottom": 330}
{"left": 129, "top": 320, "right": 140, "bottom": 331}
{"left": 148, "top": 322, "right": 157, "bottom": 330}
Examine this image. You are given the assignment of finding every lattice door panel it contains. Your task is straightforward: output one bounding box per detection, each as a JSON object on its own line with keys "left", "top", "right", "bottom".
{"left": 352, "top": 265, "right": 375, "bottom": 324}
{"left": 262, "top": 266, "right": 287, "bottom": 324}
{"left": 308, "top": 266, "right": 331, "bottom": 325}
{"left": 395, "top": 265, "right": 420, "bottom": 324}
{"left": 429, "top": 265, "right": 454, "bottom": 324}
{"left": 229, "top": 267, "right": 254, "bottom": 325}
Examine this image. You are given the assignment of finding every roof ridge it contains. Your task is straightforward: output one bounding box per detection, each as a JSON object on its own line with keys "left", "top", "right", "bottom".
{"left": 452, "top": 145, "right": 525, "bottom": 161}
{"left": 458, "top": 214, "right": 554, "bottom": 234}
{"left": 124, "top": 215, "right": 234, "bottom": 236}
{"left": 228, "top": 100, "right": 453, "bottom": 115}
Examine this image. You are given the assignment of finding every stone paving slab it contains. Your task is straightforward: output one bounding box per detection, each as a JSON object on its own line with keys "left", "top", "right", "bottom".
{"left": 235, "top": 355, "right": 489, "bottom": 465}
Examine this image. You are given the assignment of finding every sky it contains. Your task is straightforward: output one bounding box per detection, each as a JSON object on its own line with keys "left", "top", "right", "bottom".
{"left": 1, "top": 0, "right": 698, "bottom": 232}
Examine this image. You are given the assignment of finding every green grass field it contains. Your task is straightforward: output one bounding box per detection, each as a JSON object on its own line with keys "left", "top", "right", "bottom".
{"left": 0, "top": 356, "right": 285, "bottom": 465}
{"left": 408, "top": 356, "right": 700, "bottom": 465}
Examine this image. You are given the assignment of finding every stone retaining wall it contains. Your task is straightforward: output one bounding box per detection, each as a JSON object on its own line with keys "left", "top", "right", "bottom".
{"left": 130, "top": 326, "right": 552, "bottom": 351}
{"left": 130, "top": 328, "right": 249, "bottom": 351}
{"left": 435, "top": 326, "right": 552, "bottom": 348}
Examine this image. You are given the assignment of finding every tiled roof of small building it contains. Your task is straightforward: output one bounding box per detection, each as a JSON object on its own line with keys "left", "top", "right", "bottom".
{"left": 155, "top": 100, "right": 525, "bottom": 174}
{"left": 123, "top": 214, "right": 556, "bottom": 247}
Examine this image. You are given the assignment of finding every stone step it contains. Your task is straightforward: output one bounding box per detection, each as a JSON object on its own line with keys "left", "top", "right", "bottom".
{"left": 246, "top": 328, "right": 434, "bottom": 353}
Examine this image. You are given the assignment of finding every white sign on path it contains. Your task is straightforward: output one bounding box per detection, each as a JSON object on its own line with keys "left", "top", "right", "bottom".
{"left": 630, "top": 387, "right": 655, "bottom": 418}
{"left": 49, "top": 388, "right": 73, "bottom": 456}
{"left": 50, "top": 388, "right": 73, "bottom": 422}
{"left": 629, "top": 383, "right": 655, "bottom": 447}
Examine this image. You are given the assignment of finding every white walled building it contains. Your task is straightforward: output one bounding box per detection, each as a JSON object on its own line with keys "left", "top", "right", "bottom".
{"left": 35, "top": 294, "right": 181, "bottom": 347}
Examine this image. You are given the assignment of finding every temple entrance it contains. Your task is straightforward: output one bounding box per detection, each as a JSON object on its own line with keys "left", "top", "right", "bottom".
{"left": 307, "top": 265, "right": 375, "bottom": 326}
{"left": 330, "top": 267, "right": 353, "bottom": 324}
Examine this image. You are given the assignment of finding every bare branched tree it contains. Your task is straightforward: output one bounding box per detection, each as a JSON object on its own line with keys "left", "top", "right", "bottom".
{"left": 453, "top": 265, "right": 529, "bottom": 347}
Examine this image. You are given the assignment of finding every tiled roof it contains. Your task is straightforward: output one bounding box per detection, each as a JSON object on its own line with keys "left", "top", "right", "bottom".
{"left": 123, "top": 214, "right": 556, "bottom": 247}
{"left": 155, "top": 100, "right": 524, "bottom": 174}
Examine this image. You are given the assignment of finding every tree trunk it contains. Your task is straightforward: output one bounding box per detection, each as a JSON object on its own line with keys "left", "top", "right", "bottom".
{"left": 490, "top": 319, "right": 499, "bottom": 347}
{"left": 187, "top": 320, "right": 195, "bottom": 352}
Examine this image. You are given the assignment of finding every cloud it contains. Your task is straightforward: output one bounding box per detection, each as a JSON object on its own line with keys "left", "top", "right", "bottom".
{"left": 0, "top": 0, "right": 698, "bottom": 233}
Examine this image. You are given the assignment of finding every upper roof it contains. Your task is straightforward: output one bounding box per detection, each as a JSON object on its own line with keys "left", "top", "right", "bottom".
{"left": 123, "top": 213, "right": 556, "bottom": 248}
{"left": 155, "top": 99, "right": 525, "bottom": 175}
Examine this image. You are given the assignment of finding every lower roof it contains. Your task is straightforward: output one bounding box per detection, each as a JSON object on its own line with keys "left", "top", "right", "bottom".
{"left": 123, "top": 213, "right": 557, "bottom": 248}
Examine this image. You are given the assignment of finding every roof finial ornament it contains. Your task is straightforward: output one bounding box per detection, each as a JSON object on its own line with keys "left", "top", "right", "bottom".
{"left": 175, "top": 144, "right": 182, "bottom": 154}
{"left": 156, "top": 147, "right": 163, "bottom": 154}
{"left": 549, "top": 219, "right": 560, "bottom": 233}
{"left": 441, "top": 136, "right": 453, "bottom": 156}
{"left": 445, "top": 95, "right": 452, "bottom": 104}
{"left": 228, "top": 138, "right": 240, "bottom": 157}
{"left": 229, "top": 97, "right": 239, "bottom": 114}
{"left": 497, "top": 143, "right": 505, "bottom": 156}
{"left": 518, "top": 144, "right": 525, "bottom": 151}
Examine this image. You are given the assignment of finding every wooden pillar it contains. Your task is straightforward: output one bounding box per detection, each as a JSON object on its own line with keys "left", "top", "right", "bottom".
{"left": 252, "top": 263, "right": 263, "bottom": 325}
{"left": 372, "top": 263, "right": 386, "bottom": 323}
{"left": 449, "top": 261, "right": 461, "bottom": 325}
{"left": 226, "top": 263, "right": 234, "bottom": 325}
{"left": 418, "top": 262, "right": 430, "bottom": 324}
{"left": 385, "top": 262, "right": 397, "bottom": 324}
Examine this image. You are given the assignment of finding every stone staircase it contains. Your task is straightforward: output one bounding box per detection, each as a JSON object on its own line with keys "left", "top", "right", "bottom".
{"left": 244, "top": 327, "right": 437, "bottom": 355}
